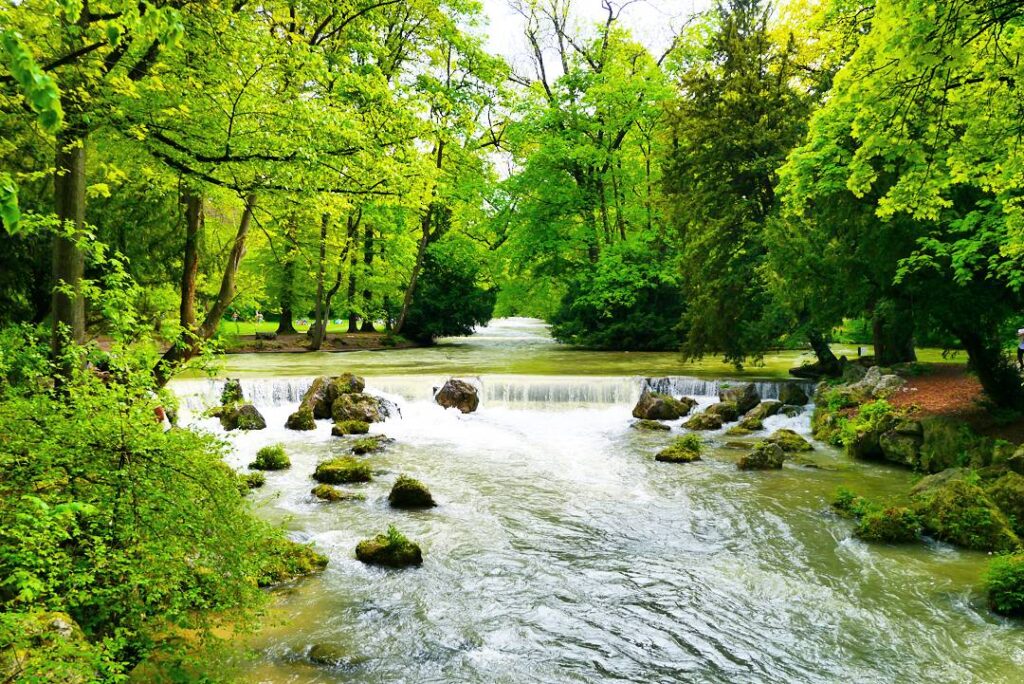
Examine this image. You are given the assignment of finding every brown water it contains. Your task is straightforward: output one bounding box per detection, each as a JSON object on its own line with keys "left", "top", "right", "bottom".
{"left": 171, "top": 319, "right": 1021, "bottom": 683}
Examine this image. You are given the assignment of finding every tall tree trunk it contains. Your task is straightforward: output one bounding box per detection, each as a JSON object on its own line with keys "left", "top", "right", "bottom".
{"left": 154, "top": 194, "right": 256, "bottom": 386}
{"left": 395, "top": 141, "right": 444, "bottom": 334}
{"left": 310, "top": 213, "right": 331, "bottom": 351}
{"left": 179, "top": 190, "right": 203, "bottom": 329}
{"left": 872, "top": 297, "right": 917, "bottom": 365}
{"left": 51, "top": 125, "right": 87, "bottom": 366}
{"left": 276, "top": 218, "right": 298, "bottom": 335}
{"left": 956, "top": 327, "right": 1024, "bottom": 409}
{"left": 360, "top": 222, "right": 376, "bottom": 333}
{"left": 346, "top": 212, "right": 359, "bottom": 333}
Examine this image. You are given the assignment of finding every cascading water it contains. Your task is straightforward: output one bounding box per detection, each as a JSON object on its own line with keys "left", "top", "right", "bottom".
{"left": 169, "top": 319, "right": 1024, "bottom": 684}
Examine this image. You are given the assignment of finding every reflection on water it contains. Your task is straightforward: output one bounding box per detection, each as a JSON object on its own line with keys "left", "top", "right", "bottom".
{"left": 171, "top": 319, "right": 1021, "bottom": 683}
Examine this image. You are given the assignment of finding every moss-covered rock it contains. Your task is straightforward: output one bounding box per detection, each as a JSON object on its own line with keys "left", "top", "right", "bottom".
{"left": 308, "top": 643, "right": 348, "bottom": 667}
{"left": 435, "top": 378, "right": 480, "bottom": 413}
{"left": 765, "top": 428, "right": 812, "bottom": 452}
{"left": 332, "top": 420, "right": 370, "bottom": 436}
{"left": 738, "top": 441, "right": 785, "bottom": 470}
{"left": 911, "top": 477, "right": 1020, "bottom": 552}
{"left": 220, "top": 403, "right": 266, "bottom": 431}
{"left": 243, "top": 471, "right": 266, "bottom": 490}
{"left": 684, "top": 412, "right": 723, "bottom": 431}
{"left": 331, "top": 393, "right": 386, "bottom": 423}
{"left": 313, "top": 457, "right": 372, "bottom": 484}
{"left": 778, "top": 384, "right": 809, "bottom": 406}
{"left": 779, "top": 404, "right": 803, "bottom": 418}
{"left": 986, "top": 472, "right": 1024, "bottom": 538}
{"left": 724, "top": 424, "right": 756, "bottom": 436}
{"left": 706, "top": 401, "right": 739, "bottom": 422}
{"left": 983, "top": 553, "right": 1024, "bottom": 617}
{"left": 655, "top": 434, "right": 703, "bottom": 463}
{"left": 736, "top": 414, "right": 765, "bottom": 431}
{"left": 326, "top": 373, "right": 366, "bottom": 400}
{"left": 855, "top": 507, "right": 921, "bottom": 543}
{"left": 256, "top": 536, "right": 329, "bottom": 586}
{"left": 919, "top": 417, "right": 994, "bottom": 473}
{"left": 811, "top": 405, "right": 844, "bottom": 445}
{"left": 879, "top": 422, "right": 923, "bottom": 467}
{"left": 311, "top": 484, "right": 365, "bottom": 502}
{"left": 744, "top": 400, "right": 782, "bottom": 422}
{"left": 1006, "top": 446, "right": 1024, "bottom": 476}
{"left": 719, "top": 382, "right": 760, "bottom": 414}
{"left": 632, "top": 389, "right": 695, "bottom": 420}
{"left": 250, "top": 444, "right": 290, "bottom": 470}
{"left": 830, "top": 487, "right": 875, "bottom": 519}
{"left": 632, "top": 419, "right": 671, "bottom": 431}
{"left": 220, "top": 379, "right": 244, "bottom": 406}
{"left": 351, "top": 435, "right": 391, "bottom": 455}
{"left": 355, "top": 526, "right": 423, "bottom": 567}
{"left": 285, "top": 406, "right": 316, "bottom": 431}
{"left": 389, "top": 474, "right": 437, "bottom": 508}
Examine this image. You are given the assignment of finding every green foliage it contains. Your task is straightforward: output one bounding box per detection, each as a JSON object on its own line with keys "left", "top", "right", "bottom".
{"left": 983, "top": 553, "right": 1024, "bottom": 617}
{"left": 403, "top": 242, "right": 496, "bottom": 344}
{"left": 550, "top": 241, "right": 684, "bottom": 350}
{"left": 313, "top": 457, "right": 372, "bottom": 484}
{"left": 855, "top": 507, "right": 921, "bottom": 543}
{"left": 911, "top": 478, "right": 1020, "bottom": 552}
{"left": 839, "top": 400, "right": 899, "bottom": 449}
{"left": 250, "top": 445, "right": 290, "bottom": 471}
{"left": 831, "top": 487, "right": 875, "bottom": 519}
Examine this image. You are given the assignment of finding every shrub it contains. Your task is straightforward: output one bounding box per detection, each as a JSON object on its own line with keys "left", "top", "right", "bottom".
{"left": 983, "top": 553, "right": 1024, "bottom": 617}
{"left": 250, "top": 444, "right": 290, "bottom": 470}
{"left": 855, "top": 507, "right": 921, "bottom": 543}
{"left": 831, "top": 487, "right": 876, "bottom": 519}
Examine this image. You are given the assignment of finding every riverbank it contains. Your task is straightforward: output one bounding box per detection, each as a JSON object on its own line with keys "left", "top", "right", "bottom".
{"left": 224, "top": 331, "right": 419, "bottom": 354}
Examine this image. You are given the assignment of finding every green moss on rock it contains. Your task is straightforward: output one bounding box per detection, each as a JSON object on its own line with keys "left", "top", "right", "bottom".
{"left": 684, "top": 412, "right": 723, "bottom": 431}
{"left": 655, "top": 434, "right": 703, "bottom": 463}
{"left": 355, "top": 525, "right": 423, "bottom": 567}
{"left": 855, "top": 507, "right": 921, "bottom": 543}
{"left": 332, "top": 393, "right": 385, "bottom": 423}
{"left": 314, "top": 457, "right": 372, "bottom": 484}
{"left": 332, "top": 420, "right": 370, "bottom": 436}
{"left": 285, "top": 406, "right": 316, "bottom": 431}
{"left": 632, "top": 389, "right": 695, "bottom": 420}
{"left": 986, "top": 472, "right": 1024, "bottom": 538}
{"left": 738, "top": 441, "right": 785, "bottom": 470}
{"left": 250, "top": 444, "right": 290, "bottom": 470}
{"left": 831, "top": 487, "right": 875, "bottom": 519}
{"left": 984, "top": 553, "right": 1024, "bottom": 617}
{"left": 765, "top": 428, "right": 813, "bottom": 452}
{"left": 257, "top": 536, "right": 328, "bottom": 587}
{"left": 243, "top": 471, "right": 266, "bottom": 490}
{"left": 389, "top": 474, "right": 437, "bottom": 508}
{"left": 632, "top": 419, "right": 671, "bottom": 431}
{"left": 220, "top": 403, "right": 267, "bottom": 431}
{"left": 351, "top": 435, "right": 390, "bottom": 454}
{"left": 311, "top": 484, "right": 365, "bottom": 502}
{"left": 911, "top": 477, "right": 1020, "bottom": 552}
{"left": 706, "top": 401, "right": 739, "bottom": 422}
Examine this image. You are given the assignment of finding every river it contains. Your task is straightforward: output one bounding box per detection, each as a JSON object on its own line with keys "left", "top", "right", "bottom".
{"left": 171, "top": 318, "right": 1023, "bottom": 683}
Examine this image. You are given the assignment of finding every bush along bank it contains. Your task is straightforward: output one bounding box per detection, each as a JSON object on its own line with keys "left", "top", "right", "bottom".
{"left": 813, "top": 364, "right": 1024, "bottom": 617}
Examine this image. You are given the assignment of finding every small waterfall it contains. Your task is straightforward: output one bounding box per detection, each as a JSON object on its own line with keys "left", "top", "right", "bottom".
{"left": 643, "top": 377, "right": 815, "bottom": 402}
{"left": 170, "top": 377, "right": 315, "bottom": 411}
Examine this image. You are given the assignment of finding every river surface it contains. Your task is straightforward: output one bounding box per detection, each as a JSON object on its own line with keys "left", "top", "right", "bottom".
{"left": 171, "top": 319, "right": 1022, "bottom": 683}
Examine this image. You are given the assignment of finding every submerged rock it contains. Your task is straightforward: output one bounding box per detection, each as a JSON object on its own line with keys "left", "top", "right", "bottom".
{"left": 719, "top": 382, "right": 760, "bottom": 415}
{"left": 779, "top": 405, "right": 803, "bottom": 418}
{"left": 388, "top": 474, "right": 437, "bottom": 508}
{"left": 765, "top": 428, "right": 813, "bottom": 452}
{"left": 311, "top": 484, "right": 364, "bottom": 502}
{"left": 220, "top": 403, "right": 266, "bottom": 431}
{"left": 632, "top": 389, "right": 695, "bottom": 420}
{"left": 655, "top": 435, "right": 703, "bottom": 463}
{"left": 313, "top": 457, "right": 372, "bottom": 484}
{"left": 632, "top": 419, "right": 672, "bottom": 431}
{"left": 684, "top": 412, "right": 724, "bottom": 431}
{"left": 737, "top": 441, "right": 785, "bottom": 470}
{"left": 356, "top": 526, "right": 423, "bottom": 567}
{"left": 778, "top": 384, "right": 809, "bottom": 406}
{"left": 435, "top": 378, "right": 480, "bottom": 413}
{"left": 350, "top": 435, "right": 391, "bottom": 454}
{"left": 308, "top": 643, "right": 348, "bottom": 666}
{"left": 332, "top": 420, "right": 370, "bottom": 436}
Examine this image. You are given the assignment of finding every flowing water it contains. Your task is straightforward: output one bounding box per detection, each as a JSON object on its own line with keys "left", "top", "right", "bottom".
{"left": 171, "top": 319, "right": 1023, "bottom": 683}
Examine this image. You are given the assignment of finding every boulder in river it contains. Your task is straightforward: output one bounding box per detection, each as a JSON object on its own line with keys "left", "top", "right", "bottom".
{"left": 854, "top": 507, "right": 921, "bottom": 543}
{"left": 435, "top": 379, "right": 480, "bottom": 413}
{"left": 250, "top": 444, "right": 290, "bottom": 470}
{"left": 311, "top": 484, "right": 364, "bottom": 502}
{"left": 332, "top": 393, "right": 387, "bottom": 423}
{"left": 719, "top": 382, "right": 760, "bottom": 415}
{"left": 286, "top": 374, "right": 367, "bottom": 427}
{"left": 744, "top": 400, "right": 782, "bottom": 422}
{"left": 351, "top": 435, "right": 392, "bottom": 455}
{"left": 220, "top": 403, "right": 266, "bottom": 431}
{"left": 313, "top": 457, "right": 372, "bottom": 484}
{"left": 332, "top": 420, "right": 370, "bottom": 436}
{"left": 308, "top": 643, "right": 348, "bottom": 666}
{"left": 655, "top": 435, "right": 703, "bottom": 463}
{"left": 632, "top": 419, "right": 671, "bottom": 431}
{"left": 356, "top": 526, "right": 423, "bottom": 568}
{"left": 737, "top": 441, "right": 785, "bottom": 470}
{"left": 778, "top": 384, "right": 809, "bottom": 406}
{"left": 764, "top": 428, "right": 813, "bottom": 452}
{"left": 684, "top": 412, "right": 724, "bottom": 431}
{"left": 910, "top": 473, "right": 1019, "bottom": 551}
{"left": 706, "top": 401, "right": 739, "bottom": 423}
{"left": 285, "top": 406, "right": 316, "bottom": 431}
{"left": 389, "top": 474, "right": 437, "bottom": 508}
{"left": 632, "top": 389, "right": 696, "bottom": 420}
